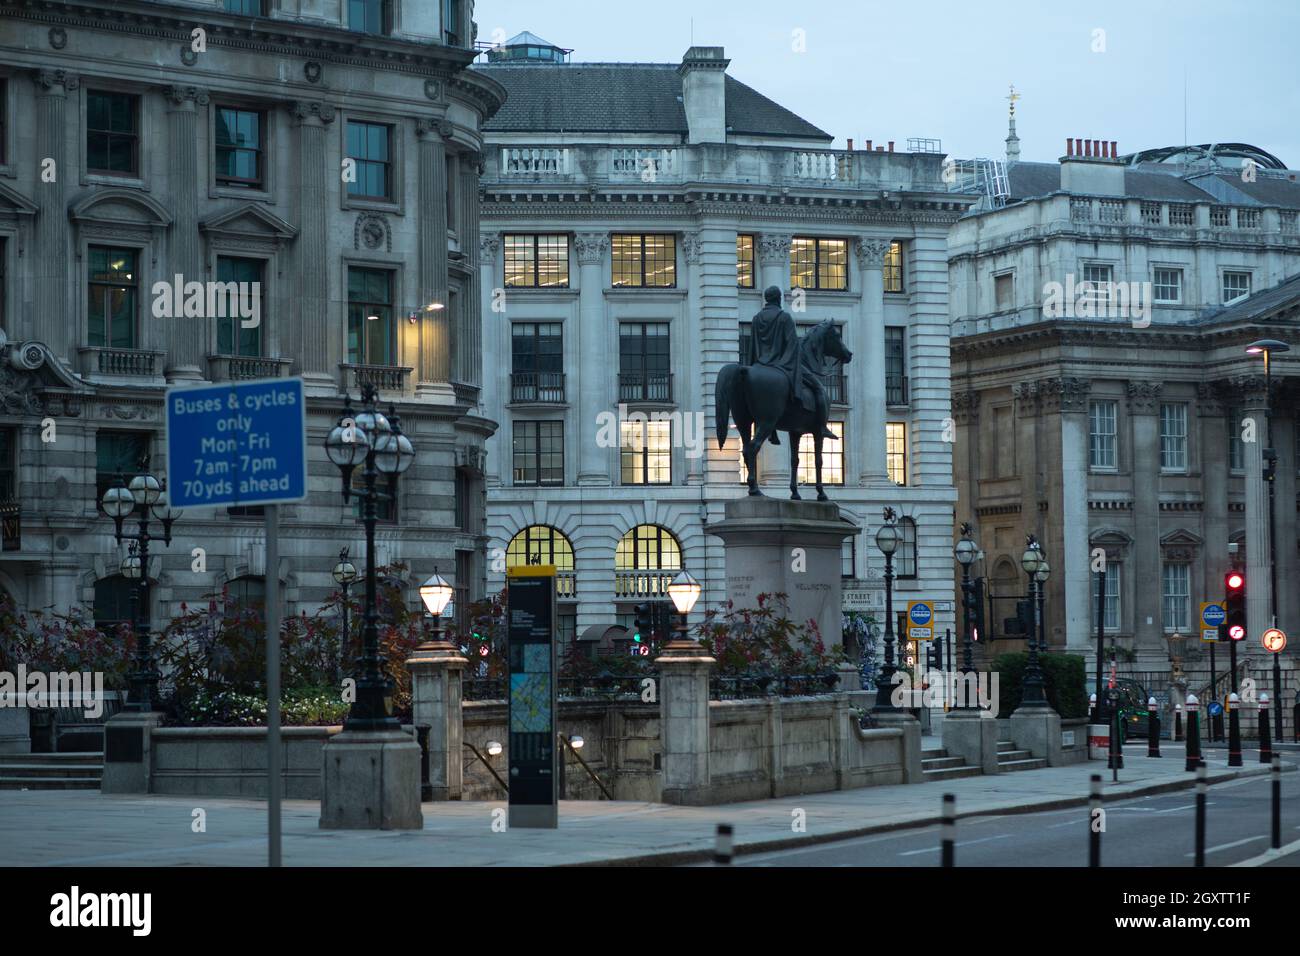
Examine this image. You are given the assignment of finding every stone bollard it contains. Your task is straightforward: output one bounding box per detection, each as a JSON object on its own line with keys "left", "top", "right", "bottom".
{"left": 407, "top": 640, "right": 469, "bottom": 801}
{"left": 656, "top": 642, "right": 716, "bottom": 806}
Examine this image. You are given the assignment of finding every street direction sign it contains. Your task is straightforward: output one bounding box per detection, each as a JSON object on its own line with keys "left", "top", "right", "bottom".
{"left": 1199, "top": 601, "right": 1225, "bottom": 642}
{"left": 1262, "top": 627, "right": 1287, "bottom": 653}
{"left": 166, "top": 377, "right": 307, "bottom": 508}
{"left": 507, "top": 564, "right": 558, "bottom": 829}
{"left": 907, "top": 600, "right": 934, "bottom": 641}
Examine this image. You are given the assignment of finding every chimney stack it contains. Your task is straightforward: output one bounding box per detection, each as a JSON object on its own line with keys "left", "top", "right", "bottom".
{"left": 847, "top": 138, "right": 854, "bottom": 151}
{"left": 677, "top": 47, "right": 730, "bottom": 144}
{"left": 1061, "top": 135, "right": 1125, "bottom": 195}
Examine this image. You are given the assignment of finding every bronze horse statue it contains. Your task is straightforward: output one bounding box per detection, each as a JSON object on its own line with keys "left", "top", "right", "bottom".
{"left": 715, "top": 319, "right": 853, "bottom": 500}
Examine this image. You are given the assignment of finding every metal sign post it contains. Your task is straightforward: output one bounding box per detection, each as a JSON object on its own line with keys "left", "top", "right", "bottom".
{"left": 165, "top": 377, "right": 307, "bottom": 867}
{"left": 506, "top": 564, "right": 558, "bottom": 829}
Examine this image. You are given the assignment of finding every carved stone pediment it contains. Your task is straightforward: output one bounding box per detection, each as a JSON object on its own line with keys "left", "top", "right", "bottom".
{"left": 1089, "top": 526, "right": 1132, "bottom": 563}
{"left": 199, "top": 203, "right": 298, "bottom": 245}
{"left": 0, "top": 336, "right": 91, "bottom": 417}
{"left": 68, "top": 188, "right": 172, "bottom": 230}
{"left": 0, "top": 181, "right": 38, "bottom": 222}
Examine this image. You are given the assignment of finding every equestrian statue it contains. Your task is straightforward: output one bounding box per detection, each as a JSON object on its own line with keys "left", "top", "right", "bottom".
{"left": 715, "top": 285, "right": 854, "bottom": 501}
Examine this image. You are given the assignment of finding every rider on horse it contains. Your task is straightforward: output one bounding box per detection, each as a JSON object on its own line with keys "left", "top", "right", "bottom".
{"left": 746, "top": 285, "right": 836, "bottom": 444}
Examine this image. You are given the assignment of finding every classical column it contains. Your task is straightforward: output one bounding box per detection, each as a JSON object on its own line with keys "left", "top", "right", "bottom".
{"left": 681, "top": 232, "right": 705, "bottom": 485}
{"left": 1231, "top": 375, "right": 1272, "bottom": 641}
{"left": 756, "top": 233, "right": 790, "bottom": 295}
{"left": 855, "top": 237, "right": 891, "bottom": 485}
{"left": 454, "top": 150, "right": 483, "bottom": 392}
{"left": 479, "top": 232, "right": 502, "bottom": 484}
{"left": 574, "top": 233, "right": 610, "bottom": 486}
{"left": 32, "top": 70, "right": 78, "bottom": 356}
{"left": 163, "top": 85, "right": 208, "bottom": 382}
{"left": 1197, "top": 384, "right": 1230, "bottom": 620}
{"left": 1013, "top": 381, "right": 1042, "bottom": 540}
{"left": 415, "top": 117, "right": 450, "bottom": 386}
{"left": 286, "top": 101, "right": 336, "bottom": 392}
{"left": 1050, "top": 378, "right": 1092, "bottom": 653}
{"left": 1127, "top": 382, "right": 1163, "bottom": 651}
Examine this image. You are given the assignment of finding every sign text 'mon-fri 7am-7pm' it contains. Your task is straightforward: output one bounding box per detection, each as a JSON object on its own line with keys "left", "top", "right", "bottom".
{"left": 165, "top": 378, "right": 308, "bottom": 509}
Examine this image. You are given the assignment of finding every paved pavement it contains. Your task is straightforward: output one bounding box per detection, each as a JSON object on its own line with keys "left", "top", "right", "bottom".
{"left": 0, "top": 745, "right": 1292, "bottom": 867}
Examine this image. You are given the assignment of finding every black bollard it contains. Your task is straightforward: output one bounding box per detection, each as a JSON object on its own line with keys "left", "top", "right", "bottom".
{"left": 1185, "top": 696, "right": 1203, "bottom": 772}
{"left": 1089, "top": 774, "right": 1102, "bottom": 867}
{"left": 1227, "top": 693, "right": 1242, "bottom": 767}
{"left": 1108, "top": 696, "right": 1123, "bottom": 775}
{"left": 714, "top": 823, "right": 734, "bottom": 865}
{"left": 1147, "top": 698, "right": 1161, "bottom": 758}
{"left": 1272, "top": 755, "right": 1282, "bottom": 850}
{"left": 416, "top": 725, "right": 432, "bottom": 802}
{"left": 1194, "top": 764, "right": 1207, "bottom": 867}
{"left": 1174, "top": 704, "right": 1184, "bottom": 742}
{"left": 1259, "top": 695, "right": 1273, "bottom": 764}
{"left": 942, "top": 794, "right": 955, "bottom": 867}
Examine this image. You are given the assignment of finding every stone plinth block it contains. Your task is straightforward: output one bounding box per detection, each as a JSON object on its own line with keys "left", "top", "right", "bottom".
{"left": 0, "top": 708, "right": 31, "bottom": 754}
{"left": 867, "top": 709, "right": 922, "bottom": 783}
{"left": 100, "top": 711, "right": 165, "bottom": 794}
{"left": 942, "top": 708, "right": 999, "bottom": 774}
{"left": 705, "top": 498, "right": 859, "bottom": 649}
{"left": 656, "top": 648, "right": 715, "bottom": 805}
{"left": 319, "top": 729, "right": 423, "bottom": 830}
{"left": 407, "top": 643, "right": 468, "bottom": 801}
{"left": 1010, "top": 706, "right": 1063, "bottom": 766}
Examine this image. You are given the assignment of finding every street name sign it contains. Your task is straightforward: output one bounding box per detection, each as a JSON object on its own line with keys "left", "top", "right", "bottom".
{"left": 907, "top": 600, "right": 934, "bottom": 641}
{"left": 165, "top": 377, "right": 307, "bottom": 508}
{"left": 507, "top": 565, "right": 557, "bottom": 829}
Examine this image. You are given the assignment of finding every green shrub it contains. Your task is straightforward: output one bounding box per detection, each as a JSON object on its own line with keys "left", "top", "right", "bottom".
{"left": 991, "top": 652, "right": 1089, "bottom": 718}
{"left": 171, "top": 686, "right": 350, "bottom": 727}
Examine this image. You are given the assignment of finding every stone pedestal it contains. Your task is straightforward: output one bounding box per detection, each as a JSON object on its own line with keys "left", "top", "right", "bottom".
{"left": 407, "top": 642, "right": 468, "bottom": 801}
{"left": 1010, "top": 706, "right": 1063, "bottom": 766}
{"left": 869, "top": 709, "right": 923, "bottom": 783}
{"left": 0, "top": 708, "right": 31, "bottom": 754}
{"left": 100, "top": 711, "right": 165, "bottom": 794}
{"left": 942, "top": 708, "right": 999, "bottom": 774}
{"left": 656, "top": 646, "right": 715, "bottom": 805}
{"left": 705, "top": 498, "right": 859, "bottom": 649}
{"left": 319, "top": 729, "right": 423, "bottom": 830}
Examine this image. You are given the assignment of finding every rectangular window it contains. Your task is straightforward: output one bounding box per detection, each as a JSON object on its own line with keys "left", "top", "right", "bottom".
{"left": 1089, "top": 400, "right": 1117, "bottom": 470}
{"left": 619, "top": 323, "right": 671, "bottom": 402}
{"left": 841, "top": 535, "right": 856, "bottom": 579}
{"left": 215, "top": 257, "right": 263, "bottom": 356}
{"left": 88, "top": 246, "right": 138, "bottom": 349}
{"left": 1222, "top": 271, "right": 1251, "bottom": 303}
{"left": 994, "top": 272, "right": 1014, "bottom": 311}
{"left": 883, "top": 241, "right": 904, "bottom": 293}
{"left": 620, "top": 419, "right": 671, "bottom": 485}
{"left": 1153, "top": 268, "right": 1182, "bottom": 303}
{"left": 223, "top": 0, "right": 265, "bottom": 17}
{"left": 737, "top": 234, "right": 755, "bottom": 289}
{"left": 503, "top": 234, "right": 569, "bottom": 288}
{"left": 510, "top": 323, "right": 564, "bottom": 402}
{"left": 886, "top": 422, "right": 907, "bottom": 486}
{"left": 346, "top": 120, "right": 392, "bottom": 199}
{"left": 96, "top": 431, "right": 150, "bottom": 512}
{"left": 1082, "top": 263, "right": 1113, "bottom": 306}
{"left": 0, "top": 428, "right": 15, "bottom": 502}
{"left": 611, "top": 234, "right": 676, "bottom": 288}
{"left": 1092, "top": 564, "right": 1120, "bottom": 632}
{"left": 1162, "top": 563, "right": 1191, "bottom": 632}
{"left": 885, "top": 327, "right": 907, "bottom": 405}
{"left": 443, "top": 0, "right": 461, "bottom": 45}
{"left": 790, "top": 237, "right": 847, "bottom": 291}
{"left": 215, "top": 106, "right": 264, "bottom": 187}
{"left": 512, "top": 421, "right": 564, "bottom": 486}
{"left": 346, "top": 267, "right": 394, "bottom": 365}
{"left": 347, "top": 0, "right": 389, "bottom": 34}
{"left": 1229, "top": 408, "right": 1245, "bottom": 471}
{"left": 1159, "top": 403, "right": 1188, "bottom": 472}
{"left": 0, "top": 236, "right": 6, "bottom": 331}
{"left": 797, "top": 422, "right": 844, "bottom": 485}
{"left": 86, "top": 90, "right": 139, "bottom": 175}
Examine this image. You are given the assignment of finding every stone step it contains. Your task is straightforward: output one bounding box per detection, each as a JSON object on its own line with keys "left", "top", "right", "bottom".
{"left": 921, "top": 755, "right": 967, "bottom": 770}
{"left": 0, "top": 751, "right": 103, "bottom": 763}
{"left": 996, "top": 740, "right": 1016, "bottom": 751}
{"left": 998, "top": 758, "right": 1048, "bottom": 773}
{"left": 0, "top": 763, "right": 102, "bottom": 777}
{"left": 921, "top": 747, "right": 949, "bottom": 758}
{"left": 0, "top": 775, "right": 100, "bottom": 790}
{"left": 997, "top": 749, "right": 1034, "bottom": 762}
{"left": 922, "top": 765, "right": 983, "bottom": 782}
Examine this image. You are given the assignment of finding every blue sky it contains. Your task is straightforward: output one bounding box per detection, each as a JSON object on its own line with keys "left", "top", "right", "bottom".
{"left": 477, "top": 0, "right": 1300, "bottom": 166}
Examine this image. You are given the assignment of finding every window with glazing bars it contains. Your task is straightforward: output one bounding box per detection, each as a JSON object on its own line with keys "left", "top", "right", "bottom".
{"left": 346, "top": 267, "right": 393, "bottom": 365}
{"left": 1091, "top": 563, "right": 1119, "bottom": 631}
{"left": 886, "top": 422, "right": 907, "bottom": 486}
{"left": 87, "top": 90, "right": 139, "bottom": 175}
{"left": 347, "top": 0, "right": 389, "bottom": 34}
{"left": 96, "top": 431, "right": 149, "bottom": 512}
{"left": 1222, "top": 271, "right": 1251, "bottom": 303}
{"left": 790, "top": 237, "right": 847, "bottom": 290}
{"left": 513, "top": 421, "right": 564, "bottom": 486}
{"left": 1153, "top": 268, "right": 1182, "bottom": 303}
{"left": 797, "top": 422, "right": 843, "bottom": 485}
{"left": 0, "top": 428, "right": 15, "bottom": 503}
{"left": 216, "top": 257, "right": 263, "bottom": 356}
{"left": 88, "top": 246, "right": 138, "bottom": 349}
{"left": 1162, "top": 563, "right": 1190, "bottom": 632}
{"left": 511, "top": 323, "right": 563, "bottom": 401}
{"left": 883, "top": 241, "right": 904, "bottom": 293}
{"left": 612, "top": 234, "right": 676, "bottom": 287}
{"left": 346, "top": 121, "right": 391, "bottom": 199}
{"left": 1159, "top": 403, "right": 1187, "bottom": 471}
{"left": 619, "top": 323, "right": 670, "bottom": 401}
{"left": 885, "top": 327, "right": 906, "bottom": 405}
{"left": 1229, "top": 408, "right": 1246, "bottom": 471}
{"left": 215, "top": 106, "right": 264, "bottom": 187}
{"left": 504, "top": 234, "right": 569, "bottom": 287}
{"left": 223, "top": 0, "right": 265, "bottom": 17}
{"left": 621, "top": 419, "right": 671, "bottom": 485}
{"left": 1089, "top": 401, "right": 1117, "bottom": 469}
{"left": 737, "top": 235, "right": 755, "bottom": 288}
{"left": 896, "top": 517, "right": 917, "bottom": 578}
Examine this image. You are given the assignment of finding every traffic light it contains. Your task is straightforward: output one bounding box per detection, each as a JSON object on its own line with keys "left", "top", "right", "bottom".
{"left": 1224, "top": 570, "right": 1246, "bottom": 641}
{"left": 633, "top": 602, "right": 652, "bottom": 644}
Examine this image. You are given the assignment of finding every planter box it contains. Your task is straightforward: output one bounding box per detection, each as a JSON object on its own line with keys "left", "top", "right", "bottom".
{"left": 150, "top": 726, "right": 343, "bottom": 799}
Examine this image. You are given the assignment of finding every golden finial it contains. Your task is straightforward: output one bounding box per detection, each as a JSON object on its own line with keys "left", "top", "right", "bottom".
{"left": 1007, "top": 84, "right": 1020, "bottom": 116}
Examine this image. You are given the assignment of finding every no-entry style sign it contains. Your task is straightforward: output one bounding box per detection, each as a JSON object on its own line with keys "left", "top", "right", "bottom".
{"left": 165, "top": 377, "right": 307, "bottom": 508}
{"left": 1262, "top": 628, "right": 1287, "bottom": 653}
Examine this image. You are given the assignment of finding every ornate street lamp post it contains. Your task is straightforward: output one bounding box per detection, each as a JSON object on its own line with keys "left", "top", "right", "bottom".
{"left": 418, "top": 569, "right": 455, "bottom": 648}
{"left": 101, "top": 457, "right": 181, "bottom": 712}
{"left": 665, "top": 570, "right": 702, "bottom": 649}
{"left": 1035, "top": 557, "right": 1051, "bottom": 654}
{"left": 954, "top": 523, "right": 979, "bottom": 709}
{"left": 332, "top": 548, "right": 358, "bottom": 671}
{"left": 324, "top": 385, "right": 415, "bottom": 731}
{"left": 1020, "top": 535, "right": 1049, "bottom": 707}
{"left": 874, "top": 507, "right": 901, "bottom": 711}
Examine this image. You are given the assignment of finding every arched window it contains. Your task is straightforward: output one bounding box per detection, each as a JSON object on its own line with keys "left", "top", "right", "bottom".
{"left": 897, "top": 517, "right": 917, "bottom": 579}
{"left": 507, "top": 526, "right": 574, "bottom": 571}
{"left": 94, "top": 575, "right": 135, "bottom": 638}
{"left": 616, "top": 524, "right": 682, "bottom": 571}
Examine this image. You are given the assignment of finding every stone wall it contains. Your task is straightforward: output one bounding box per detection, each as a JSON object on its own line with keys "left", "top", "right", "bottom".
{"left": 150, "top": 726, "right": 339, "bottom": 799}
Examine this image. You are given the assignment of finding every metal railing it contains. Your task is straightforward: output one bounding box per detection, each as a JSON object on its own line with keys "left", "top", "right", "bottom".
{"left": 618, "top": 371, "right": 673, "bottom": 403}
{"left": 614, "top": 570, "right": 675, "bottom": 599}
{"left": 340, "top": 363, "right": 412, "bottom": 392}
{"left": 823, "top": 372, "right": 846, "bottom": 405}
{"left": 886, "top": 374, "right": 909, "bottom": 406}
{"left": 510, "top": 370, "right": 566, "bottom": 403}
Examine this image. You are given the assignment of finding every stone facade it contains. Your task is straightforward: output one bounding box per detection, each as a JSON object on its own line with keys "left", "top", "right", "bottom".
{"left": 0, "top": 1, "right": 503, "bottom": 626}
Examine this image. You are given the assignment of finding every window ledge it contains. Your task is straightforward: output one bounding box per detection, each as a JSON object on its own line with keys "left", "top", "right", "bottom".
{"left": 605, "top": 287, "right": 687, "bottom": 297}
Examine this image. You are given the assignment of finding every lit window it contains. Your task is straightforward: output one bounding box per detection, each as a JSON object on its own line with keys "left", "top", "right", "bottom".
{"left": 506, "top": 526, "right": 574, "bottom": 570}
{"left": 790, "top": 237, "right": 847, "bottom": 291}
{"left": 346, "top": 267, "right": 393, "bottom": 365}
{"left": 883, "top": 241, "right": 904, "bottom": 293}
{"left": 620, "top": 419, "right": 671, "bottom": 485}
{"left": 504, "top": 234, "right": 569, "bottom": 288}
{"left": 612, "top": 234, "right": 676, "bottom": 287}
{"left": 797, "top": 422, "right": 843, "bottom": 485}
{"left": 886, "top": 422, "right": 907, "bottom": 486}
{"left": 737, "top": 234, "right": 755, "bottom": 289}
{"left": 615, "top": 525, "right": 681, "bottom": 571}
{"left": 88, "top": 246, "right": 138, "bottom": 349}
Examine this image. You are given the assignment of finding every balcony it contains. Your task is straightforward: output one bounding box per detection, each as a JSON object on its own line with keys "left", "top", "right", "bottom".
{"left": 510, "top": 371, "right": 566, "bottom": 404}
{"left": 618, "top": 371, "right": 673, "bottom": 404}
{"left": 610, "top": 147, "right": 679, "bottom": 180}
{"left": 78, "top": 347, "right": 164, "bottom": 377}
{"left": 886, "top": 374, "right": 909, "bottom": 407}
{"left": 500, "top": 147, "right": 572, "bottom": 176}
{"left": 208, "top": 355, "right": 293, "bottom": 382}
{"left": 340, "top": 363, "right": 412, "bottom": 393}
{"left": 0, "top": 497, "right": 18, "bottom": 552}
{"left": 614, "top": 570, "right": 676, "bottom": 599}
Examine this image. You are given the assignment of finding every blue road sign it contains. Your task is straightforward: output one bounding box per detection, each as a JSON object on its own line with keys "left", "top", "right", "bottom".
{"left": 908, "top": 602, "right": 933, "bottom": 627}
{"left": 1202, "top": 603, "right": 1226, "bottom": 628}
{"left": 166, "top": 378, "right": 307, "bottom": 509}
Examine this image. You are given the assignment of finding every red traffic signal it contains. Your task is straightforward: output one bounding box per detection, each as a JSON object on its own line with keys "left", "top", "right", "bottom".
{"left": 1224, "top": 570, "right": 1246, "bottom": 640}
{"left": 1225, "top": 571, "right": 1244, "bottom": 592}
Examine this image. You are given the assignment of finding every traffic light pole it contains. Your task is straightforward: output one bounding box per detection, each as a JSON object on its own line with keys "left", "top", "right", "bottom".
{"left": 1094, "top": 568, "right": 1106, "bottom": 722}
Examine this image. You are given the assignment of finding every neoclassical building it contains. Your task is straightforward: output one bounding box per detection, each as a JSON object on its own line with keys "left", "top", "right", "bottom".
{"left": 473, "top": 35, "right": 972, "bottom": 652}
{"left": 0, "top": 1, "right": 503, "bottom": 629}
{"left": 949, "top": 139, "right": 1300, "bottom": 678}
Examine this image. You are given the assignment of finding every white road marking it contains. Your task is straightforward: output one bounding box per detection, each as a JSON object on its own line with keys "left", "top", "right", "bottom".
{"left": 897, "top": 833, "right": 1012, "bottom": 857}
{"left": 1232, "top": 838, "right": 1300, "bottom": 867}
{"left": 1184, "top": 835, "right": 1267, "bottom": 857}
